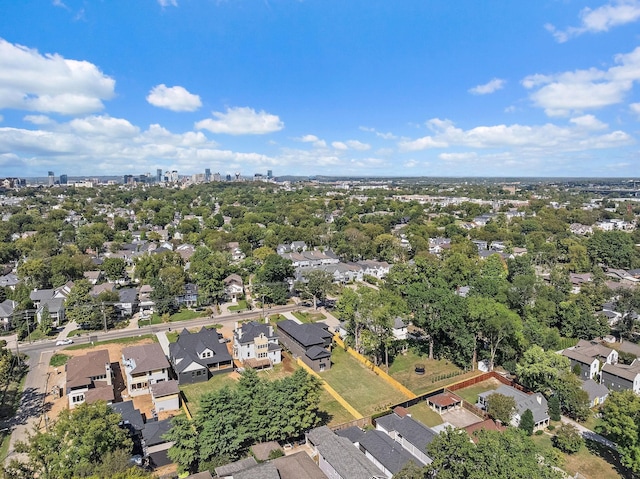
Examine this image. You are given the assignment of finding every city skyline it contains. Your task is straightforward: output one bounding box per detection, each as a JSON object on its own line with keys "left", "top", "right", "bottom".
{"left": 1, "top": 1, "right": 640, "bottom": 178}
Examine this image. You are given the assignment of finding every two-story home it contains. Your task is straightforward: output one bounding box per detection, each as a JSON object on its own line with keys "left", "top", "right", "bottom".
{"left": 122, "top": 343, "right": 171, "bottom": 397}
{"left": 374, "top": 407, "right": 436, "bottom": 466}
{"left": 223, "top": 274, "right": 244, "bottom": 304}
{"left": 276, "top": 320, "right": 332, "bottom": 372}
{"left": 169, "top": 327, "right": 233, "bottom": 384}
{"left": 65, "top": 349, "right": 114, "bottom": 408}
{"left": 233, "top": 321, "right": 282, "bottom": 369}
{"left": 30, "top": 287, "right": 67, "bottom": 326}
{"left": 601, "top": 360, "right": 640, "bottom": 394}
{"left": 175, "top": 283, "right": 198, "bottom": 308}
{"left": 561, "top": 339, "right": 618, "bottom": 381}
{"left": 0, "top": 300, "right": 17, "bottom": 330}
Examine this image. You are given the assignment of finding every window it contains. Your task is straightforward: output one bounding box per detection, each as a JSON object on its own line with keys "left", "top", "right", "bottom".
{"left": 72, "top": 394, "right": 85, "bottom": 403}
{"left": 258, "top": 352, "right": 267, "bottom": 359}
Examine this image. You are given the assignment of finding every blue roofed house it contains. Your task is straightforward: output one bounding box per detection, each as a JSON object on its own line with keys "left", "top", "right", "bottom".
{"left": 169, "top": 327, "right": 233, "bottom": 384}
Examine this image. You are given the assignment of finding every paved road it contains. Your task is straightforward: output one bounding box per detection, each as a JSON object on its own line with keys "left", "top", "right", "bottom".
{"left": 560, "top": 416, "right": 618, "bottom": 451}
{"left": 3, "top": 303, "right": 300, "bottom": 464}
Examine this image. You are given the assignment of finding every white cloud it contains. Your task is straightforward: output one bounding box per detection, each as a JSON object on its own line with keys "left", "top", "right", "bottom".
{"left": 158, "top": 0, "right": 178, "bottom": 7}
{"left": 404, "top": 159, "right": 419, "bottom": 168}
{"left": 439, "top": 152, "right": 478, "bottom": 161}
{"left": 196, "top": 107, "right": 284, "bottom": 135}
{"left": 297, "top": 134, "right": 326, "bottom": 148}
{"left": 630, "top": 102, "right": 640, "bottom": 116}
{"left": 546, "top": 0, "right": 640, "bottom": 43}
{"left": 69, "top": 115, "right": 139, "bottom": 137}
{"left": 52, "top": 0, "right": 68, "bottom": 9}
{"left": 522, "top": 46, "right": 640, "bottom": 116}
{"left": 468, "top": 78, "right": 506, "bottom": 95}
{"left": 0, "top": 38, "right": 115, "bottom": 115}
{"left": 147, "top": 84, "right": 202, "bottom": 112}
{"left": 346, "top": 140, "right": 370, "bottom": 150}
{"left": 23, "top": 115, "right": 54, "bottom": 125}
{"left": 398, "top": 117, "right": 632, "bottom": 153}
{"left": 359, "top": 126, "right": 397, "bottom": 139}
{"left": 332, "top": 141, "right": 348, "bottom": 150}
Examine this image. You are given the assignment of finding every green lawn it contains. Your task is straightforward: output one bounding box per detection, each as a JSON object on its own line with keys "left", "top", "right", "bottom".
{"left": 532, "top": 432, "right": 628, "bottom": 479}
{"left": 49, "top": 353, "right": 70, "bottom": 367}
{"left": 0, "top": 369, "right": 26, "bottom": 420}
{"left": 319, "top": 388, "right": 356, "bottom": 426}
{"left": 166, "top": 331, "right": 179, "bottom": 343}
{"left": 65, "top": 334, "right": 157, "bottom": 351}
{"left": 68, "top": 328, "right": 94, "bottom": 338}
{"left": 26, "top": 329, "right": 57, "bottom": 342}
{"left": 181, "top": 373, "right": 240, "bottom": 416}
{"left": 406, "top": 402, "right": 444, "bottom": 427}
{"left": 455, "top": 378, "right": 502, "bottom": 405}
{"left": 388, "top": 350, "right": 475, "bottom": 395}
{"left": 138, "top": 309, "right": 203, "bottom": 327}
{"left": 292, "top": 311, "right": 326, "bottom": 323}
{"left": 268, "top": 314, "right": 287, "bottom": 322}
{"left": 320, "top": 347, "right": 401, "bottom": 417}
{"left": 228, "top": 300, "right": 248, "bottom": 312}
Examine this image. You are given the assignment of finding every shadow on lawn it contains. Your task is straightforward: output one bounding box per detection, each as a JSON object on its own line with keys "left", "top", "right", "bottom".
{"left": 586, "top": 439, "right": 633, "bottom": 479}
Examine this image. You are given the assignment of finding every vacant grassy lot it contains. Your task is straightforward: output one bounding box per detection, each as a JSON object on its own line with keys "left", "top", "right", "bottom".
{"left": 292, "top": 311, "right": 326, "bottom": 323}
{"left": 406, "top": 402, "right": 444, "bottom": 427}
{"left": 455, "top": 378, "right": 502, "bottom": 405}
{"left": 320, "top": 347, "right": 401, "bottom": 416}
{"left": 138, "top": 309, "right": 203, "bottom": 327}
{"left": 65, "top": 334, "right": 158, "bottom": 351}
{"left": 532, "top": 433, "right": 628, "bottom": 479}
{"left": 388, "top": 350, "right": 477, "bottom": 395}
{"left": 319, "top": 388, "right": 355, "bottom": 426}
{"left": 49, "top": 353, "right": 69, "bottom": 367}
{"left": 181, "top": 373, "right": 240, "bottom": 416}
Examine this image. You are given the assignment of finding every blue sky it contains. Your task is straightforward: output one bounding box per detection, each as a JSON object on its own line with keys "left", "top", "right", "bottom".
{"left": 0, "top": 0, "right": 639, "bottom": 178}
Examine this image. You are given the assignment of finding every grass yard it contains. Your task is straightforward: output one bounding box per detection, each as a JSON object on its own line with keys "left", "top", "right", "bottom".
{"left": 292, "top": 311, "right": 326, "bottom": 323}
{"left": 49, "top": 353, "right": 69, "bottom": 367}
{"left": 406, "top": 402, "right": 444, "bottom": 427}
{"left": 319, "top": 388, "right": 356, "bottom": 426}
{"left": 181, "top": 373, "right": 240, "bottom": 416}
{"left": 0, "top": 369, "right": 26, "bottom": 420}
{"left": 268, "top": 314, "right": 287, "bottom": 322}
{"left": 65, "top": 334, "right": 158, "bottom": 351}
{"left": 228, "top": 300, "right": 248, "bottom": 312}
{"left": 320, "top": 347, "right": 401, "bottom": 417}
{"left": 388, "top": 350, "right": 476, "bottom": 395}
{"left": 532, "top": 433, "right": 628, "bottom": 479}
{"left": 138, "top": 309, "right": 203, "bottom": 327}
{"left": 454, "top": 378, "right": 502, "bottom": 405}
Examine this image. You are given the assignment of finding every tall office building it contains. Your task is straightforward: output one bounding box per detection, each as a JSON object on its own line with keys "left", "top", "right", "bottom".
{"left": 48, "top": 171, "right": 55, "bottom": 186}
{"left": 60, "top": 174, "right": 68, "bottom": 185}
{"left": 156, "top": 169, "right": 162, "bottom": 183}
{"left": 205, "top": 168, "right": 211, "bottom": 182}
{"left": 267, "top": 170, "right": 273, "bottom": 179}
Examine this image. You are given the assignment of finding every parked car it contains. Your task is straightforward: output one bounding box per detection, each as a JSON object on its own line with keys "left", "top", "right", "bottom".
{"left": 55, "top": 338, "right": 73, "bottom": 346}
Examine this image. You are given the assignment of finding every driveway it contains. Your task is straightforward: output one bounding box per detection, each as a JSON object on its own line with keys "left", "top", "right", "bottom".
{"left": 560, "top": 416, "right": 617, "bottom": 451}
{"left": 441, "top": 408, "right": 484, "bottom": 428}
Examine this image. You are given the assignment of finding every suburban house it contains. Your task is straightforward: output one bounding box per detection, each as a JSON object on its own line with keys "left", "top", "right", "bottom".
{"left": 306, "top": 426, "right": 382, "bottom": 479}
{"left": 169, "top": 327, "right": 233, "bottom": 384}
{"left": 227, "top": 242, "right": 245, "bottom": 262}
{"left": 83, "top": 270, "right": 103, "bottom": 285}
{"left": 375, "top": 408, "right": 436, "bottom": 466}
{"left": 561, "top": 340, "right": 618, "bottom": 381}
{"left": 601, "top": 360, "right": 640, "bottom": 394}
{"left": 581, "top": 379, "right": 609, "bottom": 407}
{"left": 561, "top": 349, "right": 600, "bottom": 381}
{"left": 0, "top": 299, "right": 17, "bottom": 330}
{"left": 356, "top": 260, "right": 391, "bottom": 279}
{"left": 175, "top": 283, "right": 198, "bottom": 308}
{"left": 337, "top": 427, "right": 424, "bottom": 479}
{"left": 116, "top": 288, "right": 139, "bottom": 317}
{"left": 276, "top": 320, "right": 333, "bottom": 372}
{"left": 65, "top": 349, "right": 114, "bottom": 408}
{"left": 122, "top": 343, "right": 171, "bottom": 397}
{"left": 142, "top": 418, "right": 174, "bottom": 468}
{"left": 223, "top": 274, "right": 244, "bottom": 303}
{"left": 233, "top": 321, "right": 282, "bottom": 369}
{"left": 110, "top": 400, "right": 145, "bottom": 439}
{"left": 277, "top": 241, "right": 308, "bottom": 254}
{"left": 392, "top": 317, "right": 408, "bottom": 341}
{"left": 478, "top": 385, "right": 550, "bottom": 431}
{"left": 30, "top": 287, "right": 67, "bottom": 326}
{"left": 150, "top": 380, "right": 180, "bottom": 413}
{"left": 0, "top": 273, "right": 19, "bottom": 290}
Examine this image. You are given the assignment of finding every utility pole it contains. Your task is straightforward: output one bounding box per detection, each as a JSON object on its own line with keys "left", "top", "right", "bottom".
{"left": 101, "top": 302, "right": 107, "bottom": 333}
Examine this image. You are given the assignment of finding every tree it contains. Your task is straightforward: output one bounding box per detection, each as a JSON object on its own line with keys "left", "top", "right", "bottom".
{"left": 548, "top": 395, "right": 561, "bottom": 421}
{"left": 519, "top": 409, "right": 534, "bottom": 436}
{"left": 599, "top": 390, "right": 640, "bottom": 473}
{"left": 587, "top": 230, "right": 639, "bottom": 269}
{"left": 303, "top": 269, "right": 333, "bottom": 309}
{"left": 486, "top": 393, "right": 516, "bottom": 425}
{"left": 164, "top": 415, "right": 200, "bottom": 474}
{"left": 553, "top": 423, "right": 584, "bottom": 454}
{"left": 11, "top": 401, "right": 132, "bottom": 479}
{"left": 39, "top": 305, "right": 53, "bottom": 336}
{"left": 102, "top": 257, "right": 127, "bottom": 282}
{"left": 65, "top": 279, "right": 102, "bottom": 329}
{"left": 254, "top": 254, "right": 294, "bottom": 305}
{"left": 392, "top": 460, "right": 426, "bottom": 479}
{"left": 555, "top": 370, "right": 590, "bottom": 421}
{"left": 515, "top": 346, "right": 570, "bottom": 393}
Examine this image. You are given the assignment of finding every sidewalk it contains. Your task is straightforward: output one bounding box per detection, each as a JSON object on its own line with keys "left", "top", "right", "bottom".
{"left": 155, "top": 331, "right": 171, "bottom": 357}
{"left": 55, "top": 320, "right": 78, "bottom": 341}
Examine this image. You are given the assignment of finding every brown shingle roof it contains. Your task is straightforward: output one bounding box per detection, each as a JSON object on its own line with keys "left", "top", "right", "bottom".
{"left": 66, "top": 350, "right": 110, "bottom": 389}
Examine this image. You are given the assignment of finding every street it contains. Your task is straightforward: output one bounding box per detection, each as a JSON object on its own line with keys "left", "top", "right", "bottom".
{"left": 3, "top": 303, "right": 300, "bottom": 464}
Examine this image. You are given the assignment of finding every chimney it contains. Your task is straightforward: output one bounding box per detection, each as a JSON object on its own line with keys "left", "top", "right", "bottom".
{"left": 537, "top": 395, "right": 542, "bottom": 405}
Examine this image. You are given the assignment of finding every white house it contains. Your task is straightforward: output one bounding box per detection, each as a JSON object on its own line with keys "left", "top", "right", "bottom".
{"left": 122, "top": 344, "right": 171, "bottom": 397}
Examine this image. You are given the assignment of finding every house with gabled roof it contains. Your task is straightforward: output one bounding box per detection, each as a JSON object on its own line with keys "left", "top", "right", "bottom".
{"left": 277, "top": 320, "right": 332, "bottom": 372}
{"left": 581, "top": 379, "right": 609, "bottom": 407}
{"left": 0, "top": 300, "right": 17, "bottom": 330}
{"left": 602, "top": 360, "right": 640, "bottom": 394}
{"left": 122, "top": 343, "right": 171, "bottom": 397}
{"left": 306, "top": 426, "right": 382, "bottom": 479}
{"left": 169, "top": 327, "right": 233, "bottom": 384}
{"left": 233, "top": 321, "right": 282, "bottom": 369}
{"left": 65, "top": 349, "right": 114, "bottom": 408}
{"left": 374, "top": 408, "right": 436, "bottom": 466}
{"left": 562, "top": 339, "right": 618, "bottom": 381}
{"left": 478, "top": 385, "right": 549, "bottom": 431}
{"left": 223, "top": 274, "right": 244, "bottom": 303}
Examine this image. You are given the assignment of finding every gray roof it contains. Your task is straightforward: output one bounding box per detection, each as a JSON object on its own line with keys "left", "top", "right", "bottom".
{"left": 277, "top": 320, "right": 332, "bottom": 347}
{"left": 235, "top": 321, "right": 277, "bottom": 344}
{"left": 581, "top": 379, "right": 609, "bottom": 402}
{"left": 306, "top": 345, "right": 331, "bottom": 360}
{"left": 110, "top": 400, "right": 145, "bottom": 431}
{"left": 480, "top": 385, "right": 549, "bottom": 424}
{"left": 234, "top": 462, "right": 279, "bottom": 479}
{"left": 0, "top": 274, "right": 18, "bottom": 288}
{"left": 358, "top": 429, "right": 424, "bottom": 473}
{"left": 215, "top": 457, "right": 258, "bottom": 477}
{"left": 336, "top": 426, "right": 365, "bottom": 443}
{"left": 375, "top": 412, "right": 437, "bottom": 457}
{"left": 602, "top": 361, "right": 640, "bottom": 382}
{"left": 271, "top": 451, "right": 328, "bottom": 479}
{"left": 150, "top": 379, "right": 179, "bottom": 397}
{"left": 30, "top": 288, "right": 55, "bottom": 302}
{"left": 123, "top": 343, "right": 170, "bottom": 374}
{"left": 118, "top": 288, "right": 138, "bottom": 304}
{"left": 307, "top": 426, "right": 382, "bottom": 479}
{"left": 169, "top": 327, "right": 232, "bottom": 373}
{"left": 141, "top": 418, "right": 172, "bottom": 446}
{"left": 0, "top": 299, "right": 17, "bottom": 318}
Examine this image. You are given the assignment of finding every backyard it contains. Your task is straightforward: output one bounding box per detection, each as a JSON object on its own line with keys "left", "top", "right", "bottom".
{"left": 320, "top": 347, "right": 401, "bottom": 417}
{"left": 388, "top": 350, "right": 479, "bottom": 395}
{"left": 406, "top": 402, "right": 444, "bottom": 428}
{"left": 454, "top": 377, "right": 502, "bottom": 405}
